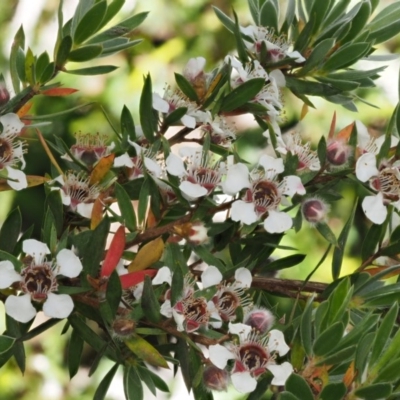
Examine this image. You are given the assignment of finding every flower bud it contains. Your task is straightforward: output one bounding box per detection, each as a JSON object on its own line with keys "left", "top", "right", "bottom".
{"left": 0, "top": 84, "right": 10, "bottom": 106}
{"left": 173, "top": 222, "right": 209, "bottom": 245}
{"left": 111, "top": 317, "right": 135, "bottom": 339}
{"left": 301, "top": 198, "right": 329, "bottom": 224}
{"left": 203, "top": 365, "right": 229, "bottom": 392}
{"left": 244, "top": 308, "right": 275, "bottom": 334}
{"left": 326, "top": 139, "right": 352, "bottom": 166}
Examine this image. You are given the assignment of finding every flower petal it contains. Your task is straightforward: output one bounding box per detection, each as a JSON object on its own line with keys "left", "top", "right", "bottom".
{"left": 166, "top": 153, "right": 186, "bottom": 177}
{"left": 356, "top": 153, "right": 378, "bottom": 182}
{"left": 0, "top": 261, "right": 21, "bottom": 289}
{"left": 234, "top": 267, "right": 252, "bottom": 288}
{"left": 267, "top": 362, "right": 293, "bottom": 386}
{"left": 5, "top": 294, "right": 36, "bottom": 323}
{"left": 160, "top": 299, "right": 172, "bottom": 318}
{"left": 209, "top": 344, "right": 234, "bottom": 369}
{"left": 202, "top": 266, "right": 223, "bottom": 289}
{"left": 222, "top": 163, "right": 251, "bottom": 195}
{"left": 114, "top": 153, "right": 134, "bottom": 168}
{"left": 23, "top": 239, "right": 50, "bottom": 264}
{"left": 362, "top": 193, "right": 387, "bottom": 224}
{"left": 144, "top": 157, "right": 161, "bottom": 176}
{"left": 181, "top": 114, "right": 196, "bottom": 129}
{"left": 42, "top": 293, "right": 74, "bottom": 319}
{"left": 152, "top": 93, "right": 169, "bottom": 113}
{"left": 231, "top": 200, "right": 258, "bottom": 225}
{"left": 76, "top": 202, "right": 94, "bottom": 219}
{"left": 259, "top": 155, "right": 284, "bottom": 175}
{"left": 229, "top": 322, "right": 252, "bottom": 342}
{"left": 6, "top": 167, "right": 27, "bottom": 191}
{"left": 179, "top": 181, "right": 208, "bottom": 199}
{"left": 231, "top": 371, "right": 257, "bottom": 393}
{"left": 172, "top": 308, "right": 185, "bottom": 331}
{"left": 264, "top": 210, "right": 292, "bottom": 233}
{"left": 56, "top": 249, "right": 83, "bottom": 278}
{"left": 282, "top": 175, "right": 306, "bottom": 196}
{"left": 152, "top": 266, "right": 172, "bottom": 285}
{"left": 268, "top": 329, "right": 290, "bottom": 356}
{"left": 0, "top": 113, "right": 24, "bottom": 134}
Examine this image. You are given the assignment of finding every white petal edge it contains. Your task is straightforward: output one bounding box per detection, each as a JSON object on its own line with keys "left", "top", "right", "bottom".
{"left": 6, "top": 167, "right": 27, "bottom": 191}
{"left": 231, "top": 201, "right": 258, "bottom": 225}
{"left": 114, "top": 153, "right": 134, "bottom": 168}
{"left": 160, "top": 299, "right": 173, "bottom": 318}
{"left": 209, "top": 344, "right": 234, "bottom": 369}
{"left": 231, "top": 371, "right": 257, "bottom": 393}
{"left": 267, "top": 362, "right": 294, "bottom": 386}
{"left": 234, "top": 267, "right": 252, "bottom": 288}
{"left": 152, "top": 93, "right": 169, "bottom": 113}
{"left": 222, "top": 163, "right": 251, "bottom": 195}
{"left": 166, "top": 153, "right": 186, "bottom": 177}
{"left": 5, "top": 294, "right": 36, "bottom": 323}
{"left": 362, "top": 193, "right": 387, "bottom": 225}
{"left": 282, "top": 175, "right": 306, "bottom": 196}
{"left": 23, "top": 239, "right": 50, "bottom": 264}
{"left": 264, "top": 210, "right": 292, "bottom": 234}
{"left": 228, "top": 322, "right": 252, "bottom": 342}
{"left": 0, "top": 261, "right": 21, "bottom": 289}
{"left": 355, "top": 153, "right": 378, "bottom": 182}
{"left": 201, "top": 265, "right": 223, "bottom": 289}
{"left": 268, "top": 329, "right": 290, "bottom": 356}
{"left": 77, "top": 202, "right": 94, "bottom": 219}
{"left": 56, "top": 249, "right": 83, "bottom": 278}
{"left": 152, "top": 266, "right": 172, "bottom": 285}
{"left": 180, "top": 181, "right": 208, "bottom": 199}
{"left": 43, "top": 293, "right": 74, "bottom": 319}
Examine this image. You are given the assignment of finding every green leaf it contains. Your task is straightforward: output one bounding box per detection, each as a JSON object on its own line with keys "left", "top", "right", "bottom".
{"left": 0, "top": 336, "right": 15, "bottom": 354}
{"left": 193, "top": 245, "right": 226, "bottom": 271}
{"left": 300, "top": 295, "right": 314, "bottom": 357}
{"left": 24, "top": 48, "right": 36, "bottom": 85}
{"left": 68, "top": 327, "right": 84, "bottom": 378}
{"left": 141, "top": 275, "right": 162, "bottom": 324}
{"left": 366, "top": 2, "right": 400, "bottom": 32}
{"left": 44, "top": 190, "right": 64, "bottom": 237}
{"left": 170, "top": 264, "right": 184, "bottom": 306}
{"left": 220, "top": 78, "right": 265, "bottom": 112}
{"left": 123, "top": 366, "right": 143, "bottom": 400}
{"left": 42, "top": 208, "right": 57, "bottom": 252}
{"left": 125, "top": 335, "right": 169, "bottom": 369}
{"left": 322, "top": 42, "right": 371, "bottom": 72}
{"left": 94, "top": 364, "right": 119, "bottom": 400}
{"left": 101, "top": 39, "right": 142, "bottom": 56}
{"left": 98, "top": 0, "right": 125, "bottom": 31}
{"left": 294, "top": 19, "right": 315, "bottom": 53}
{"left": 164, "top": 107, "right": 188, "bottom": 126}
{"left": 361, "top": 223, "right": 383, "bottom": 261}
{"left": 354, "top": 383, "right": 392, "bottom": 400}
{"left": 55, "top": 35, "right": 73, "bottom": 68}
{"left": 285, "top": 77, "right": 339, "bottom": 97}
{"left": 374, "top": 358, "right": 400, "bottom": 383}
{"left": 87, "top": 12, "right": 148, "bottom": 44}
{"left": 232, "top": 10, "right": 248, "bottom": 64}
{"left": 316, "top": 222, "right": 337, "bottom": 245}
{"left": 332, "top": 200, "right": 357, "bottom": 279}
{"left": 73, "top": 1, "right": 107, "bottom": 45}
{"left": 316, "top": 345, "right": 357, "bottom": 366}
{"left": 369, "top": 19, "right": 400, "bottom": 44}
{"left": 341, "top": 0, "right": 371, "bottom": 43}
{"left": 355, "top": 332, "right": 375, "bottom": 381}
{"left": 174, "top": 72, "right": 199, "bottom": 102}
{"left": 297, "top": 38, "right": 335, "bottom": 76}
{"left": 10, "top": 26, "right": 25, "bottom": 94}
{"left": 0, "top": 208, "right": 21, "bottom": 253}
{"left": 71, "top": 0, "right": 96, "bottom": 37}
{"left": 263, "top": 254, "right": 306, "bottom": 271}
{"left": 319, "top": 382, "right": 347, "bottom": 400}
{"left": 308, "top": 0, "right": 331, "bottom": 35}
{"left": 140, "top": 74, "right": 157, "bottom": 142}
{"left": 316, "top": 76, "right": 360, "bottom": 91}
{"left": 285, "top": 374, "right": 313, "bottom": 400}
{"left": 280, "top": 393, "right": 299, "bottom": 400}
{"left": 260, "top": 1, "right": 278, "bottom": 32}
{"left": 68, "top": 45, "right": 103, "bottom": 62}
{"left": 115, "top": 182, "right": 136, "bottom": 231}
{"left": 212, "top": 6, "right": 235, "bottom": 33}
{"left": 137, "top": 177, "right": 150, "bottom": 225}
{"left": 370, "top": 302, "right": 398, "bottom": 367}
{"left": 64, "top": 65, "right": 117, "bottom": 75}
{"left": 121, "top": 105, "right": 136, "bottom": 143}
{"left": 105, "top": 270, "right": 122, "bottom": 321}
{"left": 313, "top": 322, "right": 345, "bottom": 356}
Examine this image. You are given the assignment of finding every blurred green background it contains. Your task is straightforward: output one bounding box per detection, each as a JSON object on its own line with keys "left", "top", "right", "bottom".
{"left": 0, "top": 0, "right": 399, "bottom": 399}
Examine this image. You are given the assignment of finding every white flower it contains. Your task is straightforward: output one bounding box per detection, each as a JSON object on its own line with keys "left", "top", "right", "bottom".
{"left": 183, "top": 57, "right": 206, "bottom": 82}
{"left": 200, "top": 112, "right": 236, "bottom": 147}
{"left": 276, "top": 132, "right": 320, "bottom": 172}
{"left": 355, "top": 154, "right": 400, "bottom": 224}
{"left": 50, "top": 171, "right": 101, "bottom": 218}
{"left": 209, "top": 329, "right": 293, "bottom": 393}
{"left": 0, "top": 239, "right": 82, "bottom": 322}
{"left": 241, "top": 25, "right": 305, "bottom": 63}
{"left": 166, "top": 147, "right": 226, "bottom": 200}
{"left": 224, "top": 155, "right": 305, "bottom": 233}
{"left": 0, "top": 113, "right": 27, "bottom": 190}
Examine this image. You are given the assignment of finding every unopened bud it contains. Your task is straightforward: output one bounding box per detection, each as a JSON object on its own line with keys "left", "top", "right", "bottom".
{"left": 326, "top": 140, "right": 352, "bottom": 166}
{"left": 203, "top": 365, "right": 229, "bottom": 392}
{"left": 0, "top": 84, "right": 10, "bottom": 106}
{"left": 244, "top": 308, "right": 275, "bottom": 334}
{"left": 111, "top": 317, "right": 135, "bottom": 339}
{"left": 173, "top": 222, "right": 208, "bottom": 245}
{"left": 301, "top": 198, "right": 329, "bottom": 224}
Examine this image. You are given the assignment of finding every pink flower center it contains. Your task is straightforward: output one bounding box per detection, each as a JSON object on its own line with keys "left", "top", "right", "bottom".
{"left": 248, "top": 180, "right": 280, "bottom": 215}
{"left": 237, "top": 343, "right": 269, "bottom": 376}
{"left": 21, "top": 263, "right": 58, "bottom": 301}
{"left": 0, "top": 138, "right": 12, "bottom": 167}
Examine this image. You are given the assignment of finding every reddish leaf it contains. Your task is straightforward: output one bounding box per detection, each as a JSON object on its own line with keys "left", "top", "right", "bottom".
{"left": 17, "top": 103, "right": 33, "bottom": 118}
{"left": 100, "top": 225, "right": 126, "bottom": 278}
{"left": 41, "top": 87, "right": 78, "bottom": 96}
{"left": 120, "top": 269, "right": 157, "bottom": 289}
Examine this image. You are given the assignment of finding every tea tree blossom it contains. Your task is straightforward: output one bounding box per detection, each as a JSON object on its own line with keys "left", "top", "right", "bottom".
{"left": 356, "top": 154, "right": 400, "bottom": 224}
{"left": 166, "top": 147, "right": 226, "bottom": 200}
{"left": 0, "top": 113, "right": 27, "bottom": 190}
{"left": 50, "top": 171, "right": 102, "bottom": 218}
{"left": 0, "top": 239, "right": 82, "bottom": 322}
{"left": 223, "top": 155, "right": 305, "bottom": 233}
{"left": 200, "top": 112, "right": 236, "bottom": 147}
{"left": 241, "top": 25, "right": 305, "bottom": 63}
{"left": 209, "top": 325, "right": 293, "bottom": 393}
{"left": 276, "top": 132, "right": 321, "bottom": 171}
